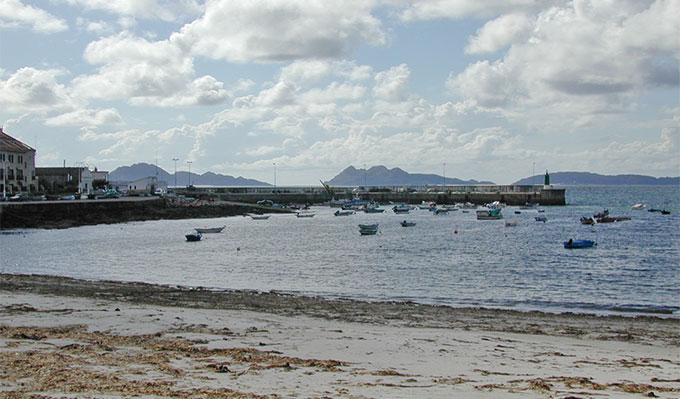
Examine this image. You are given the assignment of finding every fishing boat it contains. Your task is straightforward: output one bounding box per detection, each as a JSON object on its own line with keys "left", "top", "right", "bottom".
{"left": 433, "top": 207, "right": 449, "bottom": 215}
{"left": 358, "top": 223, "right": 379, "bottom": 235}
{"left": 476, "top": 208, "right": 503, "bottom": 220}
{"left": 535, "top": 216, "right": 547, "bottom": 223}
{"left": 580, "top": 217, "right": 596, "bottom": 225}
{"left": 334, "top": 210, "right": 354, "bottom": 216}
{"left": 563, "top": 239, "right": 596, "bottom": 249}
{"left": 400, "top": 220, "right": 416, "bottom": 227}
{"left": 185, "top": 232, "right": 202, "bottom": 242}
{"left": 296, "top": 212, "right": 315, "bottom": 218}
{"left": 194, "top": 226, "right": 225, "bottom": 233}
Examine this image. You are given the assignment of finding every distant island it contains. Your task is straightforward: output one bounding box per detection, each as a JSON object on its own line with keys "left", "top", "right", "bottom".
{"left": 513, "top": 172, "right": 680, "bottom": 186}
{"left": 109, "top": 163, "right": 269, "bottom": 186}
{"left": 326, "top": 166, "right": 493, "bottom": 186}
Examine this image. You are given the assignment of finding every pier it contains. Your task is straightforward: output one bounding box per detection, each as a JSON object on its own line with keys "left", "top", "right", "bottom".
{"left": 176, "top": 184, "right": 566, "bottom": 206}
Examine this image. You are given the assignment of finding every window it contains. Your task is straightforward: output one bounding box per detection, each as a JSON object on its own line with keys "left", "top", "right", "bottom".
{"left": 8, "top": 169, "right": 14, "bottom": 180}
{"left": 8, "top": 154, "right": 14, "bottom": 163}
{"left": 18, "top": 155, "right": 23, "bottom": 163}
{"left": 17, "top": 169, "right": 24, "bottom": 180}
{"left": 0, "top": 153, "right": 5, "bottom": 161}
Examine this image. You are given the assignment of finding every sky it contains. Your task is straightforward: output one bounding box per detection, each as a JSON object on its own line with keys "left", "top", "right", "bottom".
{"left": 0, "top": 0, "right": 678, "bottom": 185}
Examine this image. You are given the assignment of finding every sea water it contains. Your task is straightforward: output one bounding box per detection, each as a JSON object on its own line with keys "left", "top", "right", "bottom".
{"left": 2, "top": 185, "right": 678, "bottom": 317}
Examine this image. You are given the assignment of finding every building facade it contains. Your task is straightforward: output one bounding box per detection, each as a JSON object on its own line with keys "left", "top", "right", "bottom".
{"left": 36, "top": 167, "right": 94, "bottom": 194}
{"left": 0, "top": 128, "right": 39, "bottom": 195}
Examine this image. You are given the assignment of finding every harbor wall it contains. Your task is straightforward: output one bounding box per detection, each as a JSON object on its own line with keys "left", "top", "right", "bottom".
{"left": 179, "top": 185, "right": 566, "bottom": 206}
{"left": 0, "top": 198, "right": 288, "bottom": 230}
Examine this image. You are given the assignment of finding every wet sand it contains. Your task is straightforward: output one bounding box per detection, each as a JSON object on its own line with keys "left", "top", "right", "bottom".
{"left": 1, "top": 273, "right": 679, "bottom": 398}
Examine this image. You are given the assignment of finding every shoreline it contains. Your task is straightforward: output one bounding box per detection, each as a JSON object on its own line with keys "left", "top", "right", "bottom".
{"left": 2, "top": 273, "right": 679, "bottom": 347}
{"left": 1, "top": 273, "right": 679, "bottom": 398}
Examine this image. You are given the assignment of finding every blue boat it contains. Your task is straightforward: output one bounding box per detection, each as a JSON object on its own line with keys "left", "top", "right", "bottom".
{"left": 563, "top": 239, "right": 596, "bottom": 249}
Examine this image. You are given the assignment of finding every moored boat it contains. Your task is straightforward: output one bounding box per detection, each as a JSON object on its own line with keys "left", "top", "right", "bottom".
{"left": 194, "top": 226, "right": 225, "bottom": 233}
{"left": 334, "top": 210, "right": 355, "bottom": 216}
{"left": 248, "top": 214, "right": 270, "bottom": 220}
{"left": 632, "top": 203, "right": 647, "bottom": 210}
{"left": 563, "top": 239, "right": 596, "bottom": 249}
{"left": 580, "top": 217, "right": 596, "bottom": 225}
{"left": 392, "top": 205, "right": 411, "bottom": 214}
{"left": 358, "top": 223, "right": 379, "bottom": 235}
{"left": 476, "top": 208, "right": 503, "bottom": 220}
{"left": 296, "top": 212, "right": 315, "bottom": 218}
{"left": 535, "top": 216, "right": 547, "bottom": 223}
{"left": 185, "top": 232, "right": 202, "bottom": 241}
{"left": 400, "top": 220, "right": 416, "bottom": 227}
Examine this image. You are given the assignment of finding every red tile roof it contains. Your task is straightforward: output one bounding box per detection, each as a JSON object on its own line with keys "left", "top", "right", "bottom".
{"left": 0, "top": 127, "right": 35, "bottom": 152}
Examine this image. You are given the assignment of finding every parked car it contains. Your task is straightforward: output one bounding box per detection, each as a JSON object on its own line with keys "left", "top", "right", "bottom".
{"left": 9, "top": 194, "right": 32, "bottom": 202}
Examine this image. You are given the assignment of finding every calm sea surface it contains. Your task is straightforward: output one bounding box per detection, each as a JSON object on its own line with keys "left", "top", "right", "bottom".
{"left": 2, "top": 185, "right": 679, "bottom": 317}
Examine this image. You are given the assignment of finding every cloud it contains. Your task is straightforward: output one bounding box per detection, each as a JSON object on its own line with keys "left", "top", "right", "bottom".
{"left": 0, "top": 0, "right": 68, "bottom": 33}
{"left": 71, "top": 33, "right": 229, "bottom": 107}
{"left": 0, "top": 67, "right": 76, "bottom": 113}
{"left": 465, "top": 13, "right": 532, "bottom": 54}
{"left": 45, "top": 108, "right": 124, "bottom": 127}
{"left": 171, "top": 0, "right": 386, "bottom": 62}
{"left": 62, "top": 0, "right": 203, "bottom": 22}
{"left": 373, "top": 64, "right": 410, "bottom": 102}
{"left": 446, "top": 0, "right": 680, "bottom": 124}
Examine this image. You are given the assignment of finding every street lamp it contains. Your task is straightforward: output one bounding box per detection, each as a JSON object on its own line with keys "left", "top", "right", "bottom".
{"left": 186, "top": 161, "right": 192, "bottom": 187}
{"left": 443, "top": 162, "right": 446, "bottom": 188}
{"left": 273, "top": 162, "right": 276, "bottom": 187}
{"left": 363, "top": 164, "right": 367, "bottom": 188}
{"left": 172, "top": 158, "right": 179, "bottom": 188}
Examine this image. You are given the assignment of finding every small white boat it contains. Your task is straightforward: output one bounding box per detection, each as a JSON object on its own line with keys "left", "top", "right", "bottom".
{"left": 296, "top": 212, "right": 315, "bottom": 218}
{"left": 632, "top": 203, "right": 647, "bottom": 210}
{"left": 248, "top": 214, "right": 270, "bottom": 220}
{"left": 194, "top": 226, "right": 225, "bottom": 233}
{"left": 392, "top": 205, "right": 411, "bottom": 214}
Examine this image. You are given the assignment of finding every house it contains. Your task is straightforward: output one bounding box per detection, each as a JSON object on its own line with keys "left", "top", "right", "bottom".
{"left": 0, "top": 128, "right": 39, "bottom": 195}
{"left": 127, "top": 176, "right": 167, "bottom": 195}
{"left": 36, "top": 167, "right": 94, "bottom": 194}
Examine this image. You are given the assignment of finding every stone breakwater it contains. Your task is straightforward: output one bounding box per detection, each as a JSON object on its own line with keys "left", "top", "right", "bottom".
{"left": 0, "top": 197, "right": 290, "bottom": 230}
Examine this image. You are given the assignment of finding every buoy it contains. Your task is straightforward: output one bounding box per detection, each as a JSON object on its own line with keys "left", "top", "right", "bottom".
{"left": 454, "top": 230, "right": 458, "bottom": 234}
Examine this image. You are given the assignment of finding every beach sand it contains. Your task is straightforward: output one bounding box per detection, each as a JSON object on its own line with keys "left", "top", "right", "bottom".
{"left": 1, "top": 274, "right": 679, "bottom": 398}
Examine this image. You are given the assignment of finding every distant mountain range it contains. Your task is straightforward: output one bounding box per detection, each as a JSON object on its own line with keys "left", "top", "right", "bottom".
{"left": 109, "top": 163, "right": 269, "bottom": 186}
{"left": 326, "top": 166, "right": 494, "bottom": 186}
{"left": 513, "top": 172, "right": 680, "bottom": 186}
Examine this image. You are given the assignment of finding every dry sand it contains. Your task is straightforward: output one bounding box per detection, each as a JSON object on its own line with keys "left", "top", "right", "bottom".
{"left": 1, "top": 274, "right": 679, "bottom": 398}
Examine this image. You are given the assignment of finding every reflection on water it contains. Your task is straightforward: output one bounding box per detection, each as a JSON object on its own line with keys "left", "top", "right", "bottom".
{"left": 2, "top": 186, "right": 679, "bottom": 317}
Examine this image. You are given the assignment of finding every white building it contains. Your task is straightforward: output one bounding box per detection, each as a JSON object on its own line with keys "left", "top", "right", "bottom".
{"left": 0, "top": 128, "right": 39, "bottom": 195}
{"left": 127, "top": 176, "right": 167, "bottom": 194}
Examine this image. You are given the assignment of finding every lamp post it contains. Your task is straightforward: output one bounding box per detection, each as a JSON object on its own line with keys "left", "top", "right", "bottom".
{"left": 172, "top": 158, "right": 179, "bottom": 188}
{"left": 186, "top": 161, "right": 192, "bottom": 187}
{"left": 443, "top": 162, "right": 446, "bottom": 188}
{"left": 273, "top": 162, "right": 276, "bottom": 187}
{"left": 363, "top": 164, "right": 367, "bottom": 188}
{"left": 2, "top": 160, "right": 6, "bottom": 198}
{"left": 532, "top": 161, "right": 536, "bottom": 186}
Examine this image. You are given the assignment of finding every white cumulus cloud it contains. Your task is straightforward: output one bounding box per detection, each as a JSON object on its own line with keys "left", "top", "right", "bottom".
{"left": 0, "top": 0, "right": 68, "bottom": 33}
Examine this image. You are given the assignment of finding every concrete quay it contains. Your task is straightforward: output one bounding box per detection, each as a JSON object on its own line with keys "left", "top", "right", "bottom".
{"left": 177, "top": 185, "right": 566, "bottom": 206}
